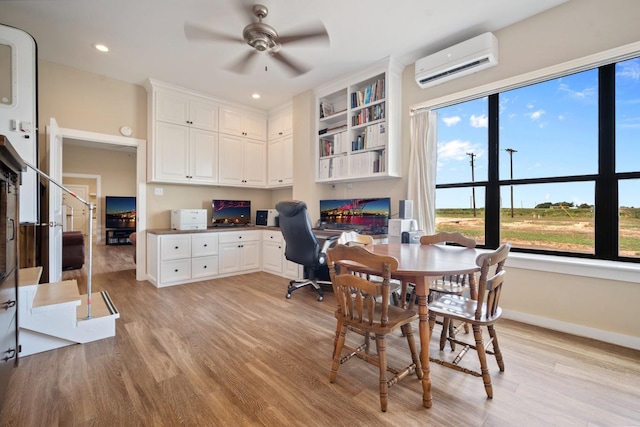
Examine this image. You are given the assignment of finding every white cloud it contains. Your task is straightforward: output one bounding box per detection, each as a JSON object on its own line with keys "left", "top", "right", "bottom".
{"left": 558, "top": 83, "right": 596, "bottom": 101}
{"left": 558, "top": 114, "right": 565, "bottom": 121}
{"left": 441, "top": 116, "right": 461, "bottom": 127}
{"left": 437, "top": 139, "right": 483, "bottom": 163}
{"left": 527, "top": 109, "right": 545, "bottom": 120}
{"left": 616, "top": 60, "right": 640, "bottom": 80}
{"left": 470, "top": 114, "right": 488, "bottom": 128}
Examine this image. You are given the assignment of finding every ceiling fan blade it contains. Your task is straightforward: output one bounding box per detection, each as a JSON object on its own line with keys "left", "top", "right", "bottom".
{"left": 278, "top": 23, "right": 330, "bottom": 46}
{"left": 270, "top": 51, "right": 310, "bottom": 76}
{"left": 184, "top": 22, "right": 243, "bottom": 44}
{"left": 226, "top": 50, "right": 259, "bottom": 74}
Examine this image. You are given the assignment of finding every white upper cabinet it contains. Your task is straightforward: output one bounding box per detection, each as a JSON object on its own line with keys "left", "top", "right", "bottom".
{"left": 219, "top": 107, "right": 267, "bottom": 141}
{"left": 146, "top": 80, "right": 220, "bottom": 184}
{"left": 267, "top": 104, "right": 293, "bottom": 187}
{"left": 156, "top": 89, "right": 218, "bottom": 131}
{"left": 218, "top": 134, "right": 266, "bottom": 187}
{"left": 268, "top": 107, "right": 293, "bottom": 140}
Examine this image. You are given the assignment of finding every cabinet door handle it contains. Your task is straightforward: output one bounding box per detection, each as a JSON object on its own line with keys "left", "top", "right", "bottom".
{"left": 174, "top": 246, "right": 179, "bottom": 250}
{"left": 1, "top": 300, "right": 16, "bottom": 310}
{"left": 8, "top": 218, "right": 15, "bottom": 241}
{"left": 174, "top": 269, "right": 179, "bottom": 272}
{"left": 203, "top": 244, "right": 207, "bottom": 247}
{"left": 2, "top": 348, "right": 16, "bottom": 362}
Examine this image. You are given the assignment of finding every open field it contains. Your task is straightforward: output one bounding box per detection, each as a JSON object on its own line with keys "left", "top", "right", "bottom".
{"left": 436, "top": 208, "right": 640, "bottom": 257}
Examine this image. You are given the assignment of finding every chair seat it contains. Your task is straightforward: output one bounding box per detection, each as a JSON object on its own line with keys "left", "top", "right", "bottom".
{"left": 336, "top": 304, "right": 418, "bottom": 334}
{"left": 429, "top": 278, "right": 468, "bottom": 295}
{"left": 429, "top": 294, "right": 502, "bottom": 325}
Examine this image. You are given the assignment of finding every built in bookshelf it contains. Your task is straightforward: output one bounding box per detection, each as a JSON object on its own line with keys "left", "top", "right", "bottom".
{"left": 315, "top": 57, "right": 402, "bottom": 183}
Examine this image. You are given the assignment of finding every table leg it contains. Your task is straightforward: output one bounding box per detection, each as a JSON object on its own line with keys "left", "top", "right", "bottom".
{"left": 413, "top": 276, "right": 432, "bottom": 408}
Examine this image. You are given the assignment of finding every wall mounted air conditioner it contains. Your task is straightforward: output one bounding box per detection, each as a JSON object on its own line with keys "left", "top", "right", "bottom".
{"left": 415, "top": 32, "right": 498, "bottom": 89}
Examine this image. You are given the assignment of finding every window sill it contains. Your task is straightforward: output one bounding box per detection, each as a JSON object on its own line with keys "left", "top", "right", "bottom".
{"left": 506, "top": 252, "right": 640, "bottom": 284}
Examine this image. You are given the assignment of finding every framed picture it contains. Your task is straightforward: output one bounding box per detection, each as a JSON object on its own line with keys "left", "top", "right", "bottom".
{"left": 322, "top": 102, "right": 334, "bottom": 118}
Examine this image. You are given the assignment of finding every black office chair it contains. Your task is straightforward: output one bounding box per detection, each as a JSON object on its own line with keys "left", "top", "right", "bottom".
{"left": 275, "top": 200, "right": 339, "bottom": 301}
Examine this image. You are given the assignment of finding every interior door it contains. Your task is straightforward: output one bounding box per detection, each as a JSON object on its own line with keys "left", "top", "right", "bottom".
{"left": 0, "top": 24, "right": 38, "bottom": 223}
{"left": 47, "top": 118, "right": 63, "bottom": 283}
{"left": 63, "top": 184, "right": 88, "bottom": 236}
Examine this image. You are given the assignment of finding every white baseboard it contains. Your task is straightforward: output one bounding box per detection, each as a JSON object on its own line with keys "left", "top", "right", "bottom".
{"left": 501, "top": 309, "right": 640, "bottom": 351}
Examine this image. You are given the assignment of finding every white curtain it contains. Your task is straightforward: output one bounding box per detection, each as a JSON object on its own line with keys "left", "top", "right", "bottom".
{"left": 407, "top": 110, "right": 437, "bottom": 234}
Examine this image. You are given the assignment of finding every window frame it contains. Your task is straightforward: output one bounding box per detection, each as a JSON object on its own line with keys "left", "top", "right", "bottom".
{"left": 416, "top": 44, "right": 640, "bottom": 263}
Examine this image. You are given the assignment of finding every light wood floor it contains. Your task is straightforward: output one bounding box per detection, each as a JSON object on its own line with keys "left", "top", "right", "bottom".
{"left": 1, "top": 243, "right": 639, "bottom": 426}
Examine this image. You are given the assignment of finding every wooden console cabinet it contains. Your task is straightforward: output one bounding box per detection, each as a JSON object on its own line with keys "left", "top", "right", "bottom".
{"left": 0, "top": 136, "right": 24, "bottom": 405}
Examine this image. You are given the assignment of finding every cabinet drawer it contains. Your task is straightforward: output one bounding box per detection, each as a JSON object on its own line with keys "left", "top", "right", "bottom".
{"left": 192, "top": 233, "right": 218, "bottom": 257}
{"left": 192, "top": 256, "right": 218, "bottom": 279}
{"left": 0, "top": 272, "right": 16, "bottom": 342}
{"left": 262, "top": 230, "right": 282, "bottom": 244}
{"left": 0, "top": 314, "right": 17, "bottom": 367}
{"left": 160, "top": 235, "right": 191, "bottom": 260}
{"left": 160, "top": 259, "right": 191, "bottom": 283}
{"left": 218, "top": 230, "right": 260, "bottom": 244}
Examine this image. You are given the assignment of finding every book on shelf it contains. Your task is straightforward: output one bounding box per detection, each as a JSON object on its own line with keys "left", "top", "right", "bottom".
{"left": 350, "top": 79, "right": 386, "bottom": 108}
{"left": 321, "top": 102, "right": 334, "bottom": 118}
{"left": 327, "top": 124, "right": 347, "bottom": 133}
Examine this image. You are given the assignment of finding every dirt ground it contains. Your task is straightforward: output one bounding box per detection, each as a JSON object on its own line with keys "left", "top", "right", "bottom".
{"left": 436, "top": 217, "right": 640, "bottom": 256}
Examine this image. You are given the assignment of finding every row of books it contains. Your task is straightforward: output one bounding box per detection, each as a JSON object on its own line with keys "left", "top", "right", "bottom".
{"left": 319, "top": 131, "right": 349, "bottom": 157}
{"left": 352, "top": 103, "right": 385, "bottom": 126}
{"left": 351, "top": 79, "right": 385, "bottom": 108}
{"left": 361, "top": 123, "right": 387, "bottom": 149}
{"left": 318, "top": 156, "right": 348, "bottom": 180}
{"left": 349, "top": 150, "right": 386, "bottom": 175}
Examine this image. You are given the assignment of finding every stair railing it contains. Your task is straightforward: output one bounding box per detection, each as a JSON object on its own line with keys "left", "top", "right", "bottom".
{"left": 25, "top": 162, "right": 95, "bottom": 319}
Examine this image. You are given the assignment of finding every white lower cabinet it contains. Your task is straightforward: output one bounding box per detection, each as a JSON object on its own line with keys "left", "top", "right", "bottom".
{"left": 262, "top": 230, "right": 284, "bottom": 274}
{"left": 218, "top": 230, "right": 261, "bottom": 275}
{"left": 147, "top": 232, "right": 219, "bottom": 287}
{"left": 147, "top": 229, "right": 303, "bottom": 287}
{"left": 261, "top": 230, "right": 302, "bottom": 279}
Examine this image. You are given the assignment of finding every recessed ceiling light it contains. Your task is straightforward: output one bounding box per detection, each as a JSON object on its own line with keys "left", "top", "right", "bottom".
{"left": 251, "top": 93, "right": 261, "bottom": 99}
{"left": 94, "top": 44, "right": 109, "bottom": 52}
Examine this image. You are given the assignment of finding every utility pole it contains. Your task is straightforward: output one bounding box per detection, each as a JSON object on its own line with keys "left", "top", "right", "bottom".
{"left": 466, "top": 152, "right": 477, "bottom": 217}
{"left": 505, "top": 148, "right": 517, "bottom": 218}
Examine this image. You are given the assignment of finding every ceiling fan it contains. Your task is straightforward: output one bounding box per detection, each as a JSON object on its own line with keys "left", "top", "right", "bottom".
{"left": 184, "top": 4, "right": 329, "bottom": 76}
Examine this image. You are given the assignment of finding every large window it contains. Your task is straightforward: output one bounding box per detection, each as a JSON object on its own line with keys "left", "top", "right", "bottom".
{"left": 434, "top": 57, "right": 640, "bottom": 261}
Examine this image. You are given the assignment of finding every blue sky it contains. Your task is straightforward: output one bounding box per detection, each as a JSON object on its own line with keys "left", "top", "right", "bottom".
{"left": 434, "top": 57, "right": 640, "bottom": 209}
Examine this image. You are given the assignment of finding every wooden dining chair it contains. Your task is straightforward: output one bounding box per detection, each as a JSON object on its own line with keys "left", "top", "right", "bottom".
{"left": 337, "top": 231, "right": 401, "bottom": 306}
{"left": 403, "top": 232, "right": 478, "bottom": 347}
{"left": 337, "top": 230, "right": 374, "bottom": 246}
{"left": 428, "top": 242, "right": 511, "bottom": 399}
{"left": 326, "top": 244, "right": 422, "bottom": 412}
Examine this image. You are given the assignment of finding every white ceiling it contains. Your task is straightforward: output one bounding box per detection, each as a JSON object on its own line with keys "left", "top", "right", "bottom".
{"left": 1, "top": 0, "right": 567, "bottom": 111}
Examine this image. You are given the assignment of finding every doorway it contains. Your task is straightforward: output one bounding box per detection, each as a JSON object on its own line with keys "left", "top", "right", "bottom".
{"left": 53, "top": 126, "right": 146, "bottom": 281}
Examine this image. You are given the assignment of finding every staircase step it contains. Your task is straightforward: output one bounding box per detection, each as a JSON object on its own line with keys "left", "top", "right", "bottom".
{"left": 76, "top": 291, "right": 119, "bottom": 320}
{"left": 18, "top": 266, "right": 43, "bottom": 288}
{"left": 32, "top": 280, "right": 81, "bottom": 312}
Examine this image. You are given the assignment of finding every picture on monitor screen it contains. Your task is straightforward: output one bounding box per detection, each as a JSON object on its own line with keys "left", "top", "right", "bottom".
{"left": 319, "top": 197, "right": 390, "bottom": 234}
{"left": 211, "top": 200, "right": 251, "bottom": 226}
{"left": 105, "top": 196, "right": 136, "bottom": 229}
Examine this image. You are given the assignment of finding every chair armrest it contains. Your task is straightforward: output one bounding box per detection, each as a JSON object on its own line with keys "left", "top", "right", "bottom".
{"left": 319, "top": 234, "right": 341, "bottom": 266}
{"left": 320, "top": 234, "right": 341, "bottom": 253}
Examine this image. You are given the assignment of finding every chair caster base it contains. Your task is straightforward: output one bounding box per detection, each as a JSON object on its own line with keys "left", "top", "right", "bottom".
{"left": 286, "top": 293, "right": 292, "bottom": 299}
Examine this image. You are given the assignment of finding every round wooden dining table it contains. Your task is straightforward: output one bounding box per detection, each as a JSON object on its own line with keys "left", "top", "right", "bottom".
{"left": 367, "top": 243, "right": 481, "bottom": 408}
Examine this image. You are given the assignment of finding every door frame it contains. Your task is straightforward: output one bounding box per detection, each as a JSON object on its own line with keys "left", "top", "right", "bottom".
{"left": 56, "top": 126, "right": 146, "bottom": 281}
{"left": 63, "top": 174, "right": 101, "bottom": 241}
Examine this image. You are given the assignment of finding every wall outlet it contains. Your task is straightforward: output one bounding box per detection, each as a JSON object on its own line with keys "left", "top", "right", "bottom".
{"left": 154, "top": 187, "right": 163, "bottom": 196}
